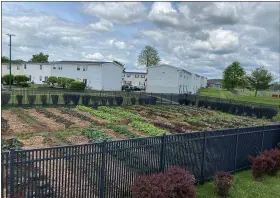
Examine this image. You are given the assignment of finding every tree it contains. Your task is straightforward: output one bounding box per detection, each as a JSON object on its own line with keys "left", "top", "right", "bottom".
{"left": 138, "top": 45, "right": 161, "bottom": 67}
{"left": 1, "top": 56, "right": 9, "bottom": 63}
{"left": 46, "top": 76, "right": 58, "bottom": 87}
{"left": 222, "top": 61, "right": 245, "bottom": 90}
{"left": 14, "top": 59, "right": 24, "bottom": 63}
{"left": 31, "top": 52, "right": 49, "bottom": 62}
{"left": 270, "top": 82, "right": 280, "bottom": 91}
{"left": 246, "top": 66, "right": 274, "bottom": 97}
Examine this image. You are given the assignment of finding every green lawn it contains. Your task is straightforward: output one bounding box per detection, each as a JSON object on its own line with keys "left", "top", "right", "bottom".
{"left": 199, "top": 88, "right": 280, "bottom": 107}
{"left": 197, "top": 171, "right": 280, "bottom": 198}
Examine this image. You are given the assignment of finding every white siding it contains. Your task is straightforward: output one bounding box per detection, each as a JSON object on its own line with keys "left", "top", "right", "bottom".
{"left": 24, "top": 63, "right": 52, "bottom": 84}
{"left": 190, "top": 74, "right": 201, "bottom": 94}
{"left": 178, "top": 70, "right": 192, "bottom": 94}
{"left": 122, "top": 73, "right": 146, "bottom": 87}
{"left": 146, "top": 65, "right": 180, "bottom": 93}
{"left": 101, "top": 63, "right": 122, "bottom": 91}
{"left": 51, "top": 63, "right": 103, "bottom": 90}
{"left": 2, "top": 63, "right": 24, "bottom": 76}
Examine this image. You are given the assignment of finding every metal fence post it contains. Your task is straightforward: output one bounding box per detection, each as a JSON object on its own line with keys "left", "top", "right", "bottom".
{"left": 161, "top": 93, "right": 163, "bottom": 104}
{"left": 100, "top": 141, "right": 106, "bottom": 198}
{"left": 234, "top": 128, "right": 240, "bottom": 172}
{"left": 200, "top": 131, "right": 207, "bottom": 184}
{"left": 10, "top": 149, "right": 15, "bottom": 196}
{"left": 159, "top": 133, "right": 166, "bottom": 172}
{"left": 261, "top": 125, "right": 265, "bottom": 152}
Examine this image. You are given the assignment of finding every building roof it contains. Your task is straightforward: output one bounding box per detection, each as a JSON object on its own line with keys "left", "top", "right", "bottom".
{"left": 124, "top": 69, "right": 147, "bottom": 74}
{"left": 148, "top": 64, "right": 193, "bottom": 75}
{"left": 2, "top": 60, "right": 117, "bottom": 65}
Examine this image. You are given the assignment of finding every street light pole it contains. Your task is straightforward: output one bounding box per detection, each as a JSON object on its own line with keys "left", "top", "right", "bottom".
{"left": 6, "top": 34, "right": 15, "bottom": 90}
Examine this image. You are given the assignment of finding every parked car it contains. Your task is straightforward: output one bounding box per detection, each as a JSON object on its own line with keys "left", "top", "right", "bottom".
{"left": 122, "top": 85, "right": 133, "bottom": 91}
{"left": 133, "top": 86, "right": 141, "bottom": 91}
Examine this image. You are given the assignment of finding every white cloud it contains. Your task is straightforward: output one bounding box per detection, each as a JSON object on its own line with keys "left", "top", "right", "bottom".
{"left": 89, "top": 18, "right": 114, "bottom": 32}
{"left": 148, "top": 2, "right": 179, "bottom": 26}
{"left": 83, "top": 2, "right": 147, "bottom": 24}
{"left": 82, "top": 52, "right": 104, "bottom": 60}
{"left": 108, "top": 39, "right": 134, "bottom": 50}
{"left": 208, "top": 29, "right": 239, "bottom": 52}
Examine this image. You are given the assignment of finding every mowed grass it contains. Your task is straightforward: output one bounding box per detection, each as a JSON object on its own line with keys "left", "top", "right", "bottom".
{"left": 197, "top": 170, "right": 280, "bottom": 198}
{"left": 199, "top": 88, "right": 280, "bottom": 107}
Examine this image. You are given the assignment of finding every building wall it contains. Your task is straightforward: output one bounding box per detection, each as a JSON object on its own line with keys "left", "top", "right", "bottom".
{"left": 190, "top": 74, "right": 201, "bottom": 94}
{"left": 178, "top": 70, "right": 192, "bottom": 94}
{"left": 50, "top": 63, "right": 103, "bottom": 90}
{"left": 101, "top": 63, "right": 122, "bottom": 91}
{"left": 146, "top": 65, "right": 180, "bottom": 93}
{"left": 122, "top": 72, "right": 146, "bottom": 87}
{"left": 24, "top": 63, "right": 52, "bottom": 84}
{"left": 2, "top": 63, "right": 24, "bottom": 76}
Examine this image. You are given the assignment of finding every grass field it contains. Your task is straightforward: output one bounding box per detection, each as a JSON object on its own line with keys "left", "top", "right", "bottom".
{"left": 199, "top": 88, "right": 280, "bottom": 107}
{"left": 197, "top": 171, "right": 280, "bottom": 198}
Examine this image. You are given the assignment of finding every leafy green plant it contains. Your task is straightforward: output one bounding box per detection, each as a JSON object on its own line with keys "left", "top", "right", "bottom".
{"left": 100, "top": 106, "right": 144, "bottom": 121}
{"left": 129, "top": 121, "right": 167, "bottom": 136}
{"left": 106, "top": 124, "right": 140, "bottom": 138}
{"left": 76, "top": 105, "right": 120, "bottom": 122}
{"left": 82, "top": 127, "right": 114, "bottom": 142}
{"left": 3, "top": 74, "right": 14, "bottom": 85}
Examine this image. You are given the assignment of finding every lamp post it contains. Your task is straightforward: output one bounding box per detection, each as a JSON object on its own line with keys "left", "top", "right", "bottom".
{"left": 6, "top": 34, "right": 15, "bottom": 90}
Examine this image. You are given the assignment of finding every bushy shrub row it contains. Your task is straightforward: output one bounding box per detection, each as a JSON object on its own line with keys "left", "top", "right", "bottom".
{"left": 3, "top": 74, "right": 29, "bottom": 87}
{"left": 131, "top": 166, "right": 196, "bottom": 198}
{"left": 138, "top": 96, "right": 157, "bottom": 105}
{"left": 249, "top": 148, "right": 280, "bottom": 180}
{"left": 197, "top": 100, "right": 278, "bottom": 119}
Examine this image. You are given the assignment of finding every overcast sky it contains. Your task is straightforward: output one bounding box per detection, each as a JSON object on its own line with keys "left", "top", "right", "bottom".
{"left": 2, "top": 2, "right": 280, "bottom": 79}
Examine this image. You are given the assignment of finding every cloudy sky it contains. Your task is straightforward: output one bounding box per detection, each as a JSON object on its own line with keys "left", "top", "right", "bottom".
{"left": 2, "top": 2, "right": 280, "bottom": 79}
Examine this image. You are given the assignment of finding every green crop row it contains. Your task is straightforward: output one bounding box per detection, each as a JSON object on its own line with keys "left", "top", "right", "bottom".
{"left": 99, "top": 106, "right": 144, "bottom": 121}
{"left": 129, "top": 121, "right": 168, "bottom": 136}
{"left": 76, "top": 105, "right": 120, "bottom": 122}
{"left": 82, "top": 126, "right": 114, "bottom": 142}
{"left": 106, "top": 124, "right": 140, "bottom": 138}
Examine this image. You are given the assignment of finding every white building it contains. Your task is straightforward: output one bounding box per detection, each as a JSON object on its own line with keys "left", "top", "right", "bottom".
{"left": 146, "top": 64, "right": 207, "bottom": 94}
{"left": 1, "top": 61, "right": 123, "bottom": 91}
{"left": 122, "top": 69, "right": 147, "bottom": 87}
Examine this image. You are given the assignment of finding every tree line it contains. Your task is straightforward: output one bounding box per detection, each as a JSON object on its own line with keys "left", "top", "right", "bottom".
{"left": 222, "top": 61, "right": 276, "bottom": 96}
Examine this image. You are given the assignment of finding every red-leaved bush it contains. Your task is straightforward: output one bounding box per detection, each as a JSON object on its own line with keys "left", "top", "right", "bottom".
{"left": 131, "top": 166, "right": 196, "bottom": 198}
{"left": 215, "top": 171, "right": 233, "bottom": 198}
{"left": 249, "top": 149, "right": 280, "bottom": 179}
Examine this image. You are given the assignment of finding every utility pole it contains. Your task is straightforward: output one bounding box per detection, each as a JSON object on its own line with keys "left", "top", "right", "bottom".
{"left": 6, "top": 34, "right": 15, "bottom": 90}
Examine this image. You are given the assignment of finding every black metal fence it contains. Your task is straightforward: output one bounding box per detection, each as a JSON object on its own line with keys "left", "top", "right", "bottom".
{"left": 2, "top": 124, "right": 280, "bottom": 198}
{"left": 2, "top": 89, "right": 279, "bottom": 109}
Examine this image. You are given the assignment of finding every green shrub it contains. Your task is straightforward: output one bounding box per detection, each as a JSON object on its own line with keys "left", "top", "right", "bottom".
{"left": 46, "top": 76, "right": 58, "bottom": 87}
{"left": 14, "top": 75, "right": 29, "bottom": 86}
{"left": 69, "top": 81, "right": 86, "bottom": 90}
{"left": 3, "top": 74, "right": 14, "bottom": 85}
{"left": 65, "top": 78, "right": 75, "bottom": 88}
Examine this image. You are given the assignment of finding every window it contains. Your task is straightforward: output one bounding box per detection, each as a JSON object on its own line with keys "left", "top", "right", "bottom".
{"left": 83, "top": 66, "right": 87, "bottom": 71}
{"left": 122, "top": 74, "right": 125, "bottom": 77}
{"left": 24, "top": 64, "right": 27, "bottom": 69}
{"left": 83, "top": 79, "right": 87, "bottom": 85}
{"left": 29, "top": 75, "right": 31, "bottom": 81}
{"left": 60, "top": 66, "right": 63, "bottom": 70}
{"left": 53, "top": 66, "right": 56, "bottom": 69}
{"left": 39, "top": 76, "right": 42, "bottom": 81}
{"left": 40, "top": 65, "right": 42, "bottom": 70}
{"left": 45, "top": 76, "right": 48, "bottom": 81}
{"left": 77, "top": 66, "right": 80, "bottom": 71}
{"left": 135, "top": 74, "right": 139, "bottom": 78}
{"left": 17, "top": 65, "right": 20, "bottom": 70}
{"left": 127, "top": 74, "right": 131, "bottom": 77}
{"left": 141, "top": 74, "right": 145, "bottom": 78}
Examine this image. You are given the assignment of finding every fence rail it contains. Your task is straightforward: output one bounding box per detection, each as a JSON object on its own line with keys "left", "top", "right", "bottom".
{"left": 2, "top": 124, "right": 280, "bottom": 198}
{"left": 2, "top": 89, "right": 279, "bottom": 109}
